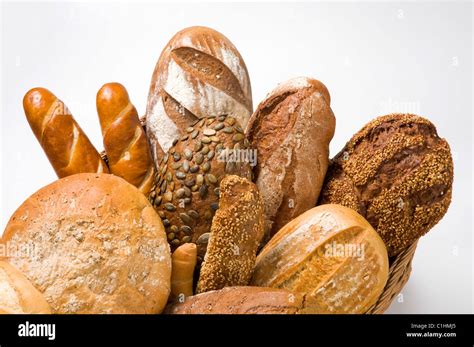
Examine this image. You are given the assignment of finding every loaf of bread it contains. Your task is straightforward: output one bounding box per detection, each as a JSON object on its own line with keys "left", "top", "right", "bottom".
{"left": 96, "top": 82, "right": 155, "bottom": 195}
{"left": 251, "top": 204, "right": 389, "bottom": 314}
{"left": 196, "top": 175, "right": 264, "bottom": 293}
{"left": 146, "top": 26, "right": 253, "bottom": 162}
{"left": 0, "top": 261, "right": 51, "bottom": 314}
{"left": 246, "top": 77, "right": 335, "bottom": 240}
{"left": 165, "top": 286, "right": 317, "bottom": 314}
{"left": 149, "top": 115, "right": 253, "bottom": 262}
{"left": 319, "top": 114, "right": 453, "bottom": 256}
{"left": 170, "top": 243, "right": 197, "bottom": 300}
{"left": 23, "top": 87, "right": 108, "bottom": 177}
{"left": 1, "top": 173, "right": 171, "bottom": 314}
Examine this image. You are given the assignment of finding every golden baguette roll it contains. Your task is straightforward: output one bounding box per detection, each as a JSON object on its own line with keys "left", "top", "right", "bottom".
{"left": 166, "top": 286, "right": 317, "bottom": 314}
{"left": 251, "top": 204, "right": 389, "bottom": 314}
{"left": 0, "top": 261, "right": 51, "bottom": 314}
{"left": 196, "top": 175, "right": 264, "bottom": 293}
{"left": 2, "top": 173, "right": 171, "bottom": 314}
{"left": 146, "top": 26, "right": 253, "bottom": 162}
{"left": 171, "top": 243, "right": 197, "bottom": 300}
{"left": 23, "top": 87, "right": 108, "bottom": 178}
{"left": 97, "top": 82, "right": 156, "bottom": 195}
{"left": 246, "top": 77, "right": 335, "bottom": 240}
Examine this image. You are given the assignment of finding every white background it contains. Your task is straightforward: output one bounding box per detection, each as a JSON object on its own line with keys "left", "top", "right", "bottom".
{"left": 1, "top": 1, "right": 472, "bottom": 313}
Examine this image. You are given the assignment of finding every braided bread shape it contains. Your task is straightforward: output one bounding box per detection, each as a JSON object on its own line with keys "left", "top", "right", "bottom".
{"left": 23, "top": 88, "right": 108, "bottom": 178}
{"left": 96, "top": 83, "right": 155, "bottom": 194}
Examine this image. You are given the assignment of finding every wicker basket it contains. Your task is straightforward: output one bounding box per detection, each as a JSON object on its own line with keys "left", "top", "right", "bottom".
{"left": 102, "top": 119, "right": 417, "bottom": 314}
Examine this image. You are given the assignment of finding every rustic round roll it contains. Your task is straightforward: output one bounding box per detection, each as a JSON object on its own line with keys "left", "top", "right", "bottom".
{"left": 0, "top": 261, "right": 51, "bottom": 314}
{"left": 166, "top": 286, "right": 312, "bottom": 314}
{"left": 251, "top": 204, "right": 389, "bottom": 314}
{"left": 246, "top": 77, "right": 335, "bottom": 240}
{"left": 1, "top": 173, "right": 171, "bottom": 314}
{"left": 149, "top": 115, "right": 253, "bottom": 261}
{"left": 146, "top": 26, "right": 253, "bottom": 161}
{"left": 319, "top": 114, "right": 453, "bottom": 257}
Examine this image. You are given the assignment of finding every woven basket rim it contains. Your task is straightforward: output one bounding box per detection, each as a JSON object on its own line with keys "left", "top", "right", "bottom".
{"left": 101, "top": 117, "right": 418, "bottom": 314}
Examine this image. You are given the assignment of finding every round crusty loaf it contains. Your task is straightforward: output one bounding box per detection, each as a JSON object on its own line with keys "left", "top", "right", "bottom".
{"left": 146, "top": 26, "right": 253, "bottom": 161}
{"left": 0, "top": 261, "right": 51, "bottom": 314}
{"left": 166, "top": 286, "right": 312, "bottom": 314}
{"left": 1, "top": 173, "right": 171, "bottom": 314}
{"left": 149, "top": 115, "right": 253, "bottom": 261}
{"left": 251, "top": 204, "right": 389, "bottom": 314}
{"left": 319, "top": 114, "right": 453, "bottom": 256}
{"left": 246, "top": 77, "right": 335, "bottom": 240}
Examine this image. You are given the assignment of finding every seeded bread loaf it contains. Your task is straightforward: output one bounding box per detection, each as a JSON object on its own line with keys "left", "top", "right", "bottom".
{"left": 149, "top": 115, "right": 253, "bottom": 261}
{"left": 196, "top": 175, "right": 264, "bottom": 293}
{"left": 0, "top": 261, "right": 51, "bottom": 314}
{"left": 251, "top": 204, "right": 389, "bottom": 314}
{"left": 319, "top": 114, "right": 453, "bottom": 256}
{"left": 246, "top": 77, "right": 335, "bottom": 240}
{"left": 96, "top": 82, "right": 156, "bottom": 195}
{"left": 1, "top": 173, "right": 171, "bottom": 314}
{"left": 166, "top": 286, "right": 317, "bottom": 314}
{"left": 23, "top": 88, "right": 108, "bottom": 177}
{"left": 146, "top": 26, "right": 253, "bottom": 162}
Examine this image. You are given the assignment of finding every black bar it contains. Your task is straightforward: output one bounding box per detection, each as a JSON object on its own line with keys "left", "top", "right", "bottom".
{"left": 0, "top": 314, "right": 472, "bottom": 346}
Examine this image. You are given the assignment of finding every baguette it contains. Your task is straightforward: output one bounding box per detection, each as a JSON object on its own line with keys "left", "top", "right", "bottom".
{"left": 96, "top": 82, "right": 155, "bottom": 194}
{"left": 170, "top": 243, "right": 197, "bottom": 300}
{"left": 196, "top": 175, "right": 264, "bottom": 293}
{"left": 146, "top": 26, "right": 253, "bottom": 162}
{"left": 23, "top": 87, "right": 108, "bottom": 178}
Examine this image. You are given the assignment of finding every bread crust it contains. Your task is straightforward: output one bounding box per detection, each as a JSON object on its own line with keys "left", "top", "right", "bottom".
{"left": 1, "top": 173, "right": 171, "bottom": 314}
{"left": 23, "top": 87, "right": 108, "bottom": 177}
{"left": 251, "top": 204, "right": 389, "bottom": 314}
{"left": 97, "top": 82, "right": 156, "bottom": 194}
{"left": 246, "top": 77, "right": 335, "bottom": 239}
{"left": 0, "top": 261, "right": 51, "bottom": 314}
{"left": 146, "top": 26, "right": 252, "bottom": 161}
{"left": 319, "top": 114, "right": 453, "bottom": 256}
{"left": 196, "top": 175, "right": 264, "bottom": 293}
{"left": 165, "top": 286, "right": 308, "bottom": 314}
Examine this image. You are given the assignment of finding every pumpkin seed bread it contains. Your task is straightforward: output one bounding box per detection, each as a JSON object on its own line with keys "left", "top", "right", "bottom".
{"left": 149, "top": 115, "right": 253, "bottom": 261}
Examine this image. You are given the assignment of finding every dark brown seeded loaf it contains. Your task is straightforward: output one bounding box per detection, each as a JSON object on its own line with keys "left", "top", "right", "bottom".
{"left": 319, "top": 113, "right": 453, "bottom": 256}
{"left": 149, "top": 115, "right": 253, "bottom": 262}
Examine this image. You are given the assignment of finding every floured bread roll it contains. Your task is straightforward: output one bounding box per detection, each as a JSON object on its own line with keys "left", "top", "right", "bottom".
{"left": 251, "top": 204, "right": 389, "bottom": 314}
{"left": 1, "top": 173, "right": 171, "bottom": 314}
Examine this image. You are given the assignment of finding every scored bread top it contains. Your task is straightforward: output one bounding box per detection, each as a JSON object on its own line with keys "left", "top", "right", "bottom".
{"left": 146, "top": 26, "right": 253, "bottom": 159}
{"left": 319, "top": 113, "right": 453, "bottom": 256}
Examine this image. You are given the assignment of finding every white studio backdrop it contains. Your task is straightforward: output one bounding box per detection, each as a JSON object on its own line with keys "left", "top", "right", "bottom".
{"left": 1, "top": 1, "right": 472, "bottom": 313}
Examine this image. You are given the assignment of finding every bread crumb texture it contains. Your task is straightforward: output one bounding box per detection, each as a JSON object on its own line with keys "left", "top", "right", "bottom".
{"left": 319, "top": 114, "right": 453, "bottom": 256}
{"left": 1, "top": 173, "right": 171, "bottom": 314}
